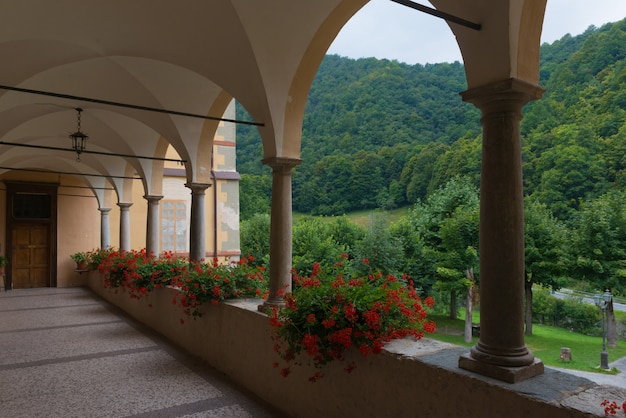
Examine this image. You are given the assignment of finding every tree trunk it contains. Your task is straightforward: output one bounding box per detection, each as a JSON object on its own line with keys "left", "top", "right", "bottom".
{"left": 464, "top": 268, "right": 475, "bottom": 343}
{"left": 450, "top": 289, "right": 457, "bottom": 320}
{"left": 524, "top": 277, "right": 533, "bottom": 336}
{"left": 608, "top": 301, "right": 617, "bottom": 347}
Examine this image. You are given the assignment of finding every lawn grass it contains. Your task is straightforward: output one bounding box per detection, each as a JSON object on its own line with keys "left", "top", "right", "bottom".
{"left": 526, "top": 325, "right": 626, "bottom": 373}
{"left": 427, "top": 313, "right": 626, "bottom": 374}
{"left": 293, "top": 206, "right": 411, "bottom": 228}
{"left": 344, "top": 207, "right": 411, "bottom": 228}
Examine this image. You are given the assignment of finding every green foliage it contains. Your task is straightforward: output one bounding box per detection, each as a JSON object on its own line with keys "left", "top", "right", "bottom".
{"left": 429, "top": 135, "right": 481, "bottom": 195}
{"left": 70, "top": 252, "right": 87, "bottom": 265}
{"left": 570, "top": 190, "right": 626, "bottom": 293}
{"left": 532, "top": 288, "right": 600, "bottom": 335}
{"left": 292, "top": 217, "right": 347, "bottom": 275}
{"left": 524, "top": 198, "right": 568, "bottom": 289}
{"left": 85, "top": 247, "right": 115, "bottom": 270}
{"left": 351, "top": 214, "right": 404, "bottom": 277}
{"left": 239, "top": 174, "right": 271, "bottom": 220}
{"left": 238, "top": 56, "right": 480, "bottom": 215}
{"left": 391, "top": 214, "right": 438, "bottom": 295}
{"left": 400, "top": 143, "right": 448, "bottom": 203}
{"left": 391, "top": 176, "right": 479, "bottom": 304}
{"left": 235, "top": 20, "right": 626, "bottom": 221}
{"left": 522, "top": 20, "right": 626, "bottom": 223}
{"left": 236, "top": 20, "right": 626, "bottom": 315}
{"left": 324, "top": 215, "right": 366, "bottom": 257}
{"left": 240, "top": 213, "right": 271, "bottom": 268}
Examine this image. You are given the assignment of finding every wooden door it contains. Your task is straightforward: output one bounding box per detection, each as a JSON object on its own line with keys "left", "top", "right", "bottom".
{"left": 11, "top": 224, "right": 50, "bottom": 288}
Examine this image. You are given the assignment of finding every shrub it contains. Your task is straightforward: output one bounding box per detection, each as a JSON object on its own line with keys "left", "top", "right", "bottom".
{"left": 532, "top": 287, "right": 600, "bottom": 335}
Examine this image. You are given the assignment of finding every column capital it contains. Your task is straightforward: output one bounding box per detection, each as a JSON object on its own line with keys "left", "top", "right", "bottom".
{"left": 262, "top": 157, "right": 302, "bottom": 172}
{"left": 143, "top": 195, "right": 163, "bottom": 203}
{"left": 461, "top": 78, "right": 544, "bottom": 114}
{"left": 98, "top": 207, "right": 112, "bottom": 213}
{"left": 185, "top": 182, "right": 212, "bottom": 196}
{"left": 117, "top": 202, "right": 133, "bottom": 210}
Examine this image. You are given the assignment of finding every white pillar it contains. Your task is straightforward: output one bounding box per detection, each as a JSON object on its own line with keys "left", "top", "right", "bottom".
{"left": 185, "top": 182, "right": 211, "bottom": 262}
{"left": 144, "top": 195, "right": 163, "bottom": 257}
{"left": 99, "top": 208, "right": 111, "bottom": 249}
{"left": 117, "top": 202, "right": 132, "bottom": 252}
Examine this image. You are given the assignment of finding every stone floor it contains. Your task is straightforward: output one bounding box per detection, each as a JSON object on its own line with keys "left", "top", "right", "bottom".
{"left": 0, "top": 287, "right": 287, "bottom": 418}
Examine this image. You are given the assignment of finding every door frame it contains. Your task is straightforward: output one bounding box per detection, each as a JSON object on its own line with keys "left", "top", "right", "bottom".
{"left": 4, "top": 181, "right": 58, "bottom": 289}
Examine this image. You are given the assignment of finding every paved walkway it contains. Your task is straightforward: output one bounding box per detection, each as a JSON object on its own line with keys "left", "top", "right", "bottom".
{"left": 0, "top": 287, "right": 287, "bottom": 418}
{"left": 551, "top": 355, "right": 626, "bottom": 388}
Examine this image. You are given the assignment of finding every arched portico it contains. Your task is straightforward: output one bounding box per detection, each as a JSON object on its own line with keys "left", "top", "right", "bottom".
{"left": 0, "top": 0, "right": 553, "bottom": 384}
{"left": 429, "top": 0, "right": 548, "bottom": 381}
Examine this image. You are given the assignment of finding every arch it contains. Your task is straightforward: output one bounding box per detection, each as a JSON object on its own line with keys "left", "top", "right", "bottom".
{"left": 430, "top": 0, "right": 547, "bottom": 87}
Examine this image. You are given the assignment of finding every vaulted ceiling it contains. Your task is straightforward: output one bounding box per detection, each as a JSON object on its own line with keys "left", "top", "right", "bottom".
{"left": 0, "top": 0, "right": 547, "bottom": 203}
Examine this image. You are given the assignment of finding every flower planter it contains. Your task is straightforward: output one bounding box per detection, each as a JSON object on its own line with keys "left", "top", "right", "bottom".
{"left": 85, "top": 270, "right": 603, "bottom": 418}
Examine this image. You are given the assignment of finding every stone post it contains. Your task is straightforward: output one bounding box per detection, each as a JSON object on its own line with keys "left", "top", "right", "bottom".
{"left": 98, "top": 208, "right": 111, "bottom": 249}
{"left": 117, "top": 203, "right": 133, "bottom": 252}
{"left": 260, "top": 157, "right": 301, "bottom": 310}
{"left": 457, "top": 78, "right": 545, "bottom": 383}
{"left": 185, "top": 182, "right": 211, "bottom": 262}
{"left": 144, "top": 195, "right": 163, "bottom": 257}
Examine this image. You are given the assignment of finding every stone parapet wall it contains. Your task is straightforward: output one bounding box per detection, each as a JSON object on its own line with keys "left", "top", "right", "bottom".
{"left": 88, "top": 273, "right": 618, "bottom": 418}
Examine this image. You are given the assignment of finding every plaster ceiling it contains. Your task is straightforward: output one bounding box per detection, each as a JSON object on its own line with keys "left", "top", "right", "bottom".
{"left": 0, "top": 0, "right": 547, "bottom": 198}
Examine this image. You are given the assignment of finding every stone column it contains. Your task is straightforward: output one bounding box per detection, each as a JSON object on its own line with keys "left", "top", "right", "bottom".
{"left": 185, "top": 182, "right": 211, "bottom": 262}
{"left": 457, "top": 78, "right": 545, "bottom": 383}
{"left": 117, "top": 202, "right": 132, "bottom": 252}
{"left": 260, "top": 157, "right": 301, "bottom": 310}
{"left": 99, "top": 208, "right": 111, "bottom": 249}
{"left": 144, "top": 195, "right": 163, "bottom": 257}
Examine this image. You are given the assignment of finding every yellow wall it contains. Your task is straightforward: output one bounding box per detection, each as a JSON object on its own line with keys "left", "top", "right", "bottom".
{"left": 57, "top": 177, "right": 100, "bottom": 287}
{"left": 130, "top": 184, "right": 148, "bottom": 251}
{"left": 0, "top": 172, "right": 100, "bottom": 288}
{"left": 0, "top": 102, "right": 240, "bottom": 288}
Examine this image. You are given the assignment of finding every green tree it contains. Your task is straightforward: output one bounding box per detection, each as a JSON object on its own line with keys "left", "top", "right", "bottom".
{"left": 523, "top": 198, "right": 568, "bottom": 335}
{"left": 239, "top": 174, "right": 271, "bottom": 220}
{"left": 351, "top": 214, "right": 404, "bottom": 277}
{"left": 436, "top": 204, "right": 480, "bottom": 342}
{"left": 394, "top": 176, "right": 479, "bottom": 317}
{"left": 570, "top": 190, "right": 626, "bottom": 346}
{"left": 392, "top": 211, "right": 438, "bottom": 296}
{"left": 400, "top": 143, "right": 448, "bottom": 204}
{"left": 325, "top": 216, "right": 366, "bottom": 258}
{"left": 292, "top": 217, "right": 346, "bottom": 275}
{"left": 240, "top": 213, "right": 270, "bottom": 267}
{"left": 530, "top": 142, "right": 607, "bottom": 220}
{"left": 348, "top": 151, "right": 384, "bottom": 210}
{"left": 429, "top": 135, "right": 481, "bottom": 194}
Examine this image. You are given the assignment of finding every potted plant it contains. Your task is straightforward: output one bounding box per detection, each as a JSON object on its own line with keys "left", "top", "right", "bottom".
{"left": 0, "top": 255, "right": 7, "bottom": 274}
{"left": 70, "top": 252, "right": 88, "bottom": 271}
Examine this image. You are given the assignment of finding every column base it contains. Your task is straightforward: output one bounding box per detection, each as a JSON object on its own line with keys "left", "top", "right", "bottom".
{"left": 459, "top": 353, "right": 544, "bottom": 383}
{"left": 257, "top": 298, "right": 285, "bottom": 313}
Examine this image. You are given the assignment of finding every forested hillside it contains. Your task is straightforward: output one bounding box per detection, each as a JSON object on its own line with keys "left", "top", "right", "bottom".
{"left": 236, "top": 19, "right": 626, "bottom": 223}
{"left": 523, "top": 20, "right": 626, "bottom": 220}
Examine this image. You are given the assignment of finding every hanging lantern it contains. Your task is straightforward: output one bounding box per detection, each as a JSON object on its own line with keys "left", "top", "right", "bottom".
{"left": 69, "top": 107, "right": 88, "bottom": 161}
